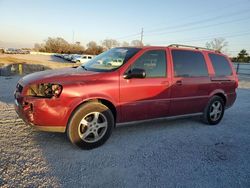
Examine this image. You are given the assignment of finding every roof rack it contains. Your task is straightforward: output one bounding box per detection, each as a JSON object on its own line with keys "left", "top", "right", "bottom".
{"left": 168, "top": 44, "right": 221, "bottom": 53}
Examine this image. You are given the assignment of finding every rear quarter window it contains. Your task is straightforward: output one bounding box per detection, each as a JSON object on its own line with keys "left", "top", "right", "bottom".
{"left": 209, "top": 54, "right": 232, "bottom": 76}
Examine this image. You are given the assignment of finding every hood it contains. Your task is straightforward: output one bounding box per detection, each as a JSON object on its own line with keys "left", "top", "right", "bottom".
{"left": 20, "top": 67, "right": 100, "bottom": 85}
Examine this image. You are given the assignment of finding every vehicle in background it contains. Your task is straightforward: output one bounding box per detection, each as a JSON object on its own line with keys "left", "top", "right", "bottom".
{"left": 62, "top": 54, "right": 71, "bottom": 60}
{"left": 107, "top": 58, "right": 123, "bottom": 67}
{"left": 4, "top": 48, "right": 17, "bottom": 54}
{"left": 71, "top": 55, "right": 83, "bottom": 62}
{"left": 70, "top": 54, "right": 82, "bottom": 62}
{"left": 54, "top": 53, "right": 63, "bottom": 58}
{"left": 4, "top": 48, "right": 30, "bottom": 54}
{"left": 75, "top": 55, "right": 94, "bottom": 64}
{"left": 54, "top": 53, "right": 93, "bottom": 63}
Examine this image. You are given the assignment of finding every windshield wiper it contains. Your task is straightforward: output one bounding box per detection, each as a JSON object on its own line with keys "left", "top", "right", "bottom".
{"left": 81, "top": 66, "right": 88, "bottom": 71}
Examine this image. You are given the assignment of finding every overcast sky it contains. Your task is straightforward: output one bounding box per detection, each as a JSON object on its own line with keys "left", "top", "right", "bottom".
{"left": 0, "top": 0, "right": 250, "bottom": 55}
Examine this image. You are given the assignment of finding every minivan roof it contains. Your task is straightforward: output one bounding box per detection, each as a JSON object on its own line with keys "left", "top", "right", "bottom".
{"left": 131, "top": 44, "right": 222, "bottom": 54}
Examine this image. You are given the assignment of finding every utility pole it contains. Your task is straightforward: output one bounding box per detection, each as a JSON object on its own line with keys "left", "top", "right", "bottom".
{"left": 140, "top": 28, "right": 144, "bottom": 45}
{"left": 72, "top": 30, "right": 75, "bottom": 44}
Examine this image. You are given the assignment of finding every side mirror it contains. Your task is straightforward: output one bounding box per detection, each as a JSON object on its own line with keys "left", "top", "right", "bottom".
{"left": 123, "top": 68, "right": 146, "bottom": 79}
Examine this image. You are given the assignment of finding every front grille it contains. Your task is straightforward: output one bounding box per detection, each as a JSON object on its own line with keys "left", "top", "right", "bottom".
{"left": 16, "top": 83, "right": 23, "bottom": 93}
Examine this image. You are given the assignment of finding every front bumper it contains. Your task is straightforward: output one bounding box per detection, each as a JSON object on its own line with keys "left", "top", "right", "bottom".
{"left": 14, "top": 95, "right": 66, "bottom": 133}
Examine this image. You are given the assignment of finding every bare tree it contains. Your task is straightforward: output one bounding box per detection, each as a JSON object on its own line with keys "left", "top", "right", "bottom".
{"left": 130, "top": 40, "right": 143, "bottom": 47}
{"left": 102, "top": 39, "right": 119, "bottom": 50}
{"left": 43, "top": 37, "right": 70, "bottom": 53}
{"left": 33, "top": 43, "right": 46, "bottom": 52}
{"left": 205, "top": 38, "right": 228, "bottom": 52}
{"left": 69, "top": 43, "right": 85, "bottom": 54}
{"left": 121, "top": 41, "right": 129, "bottom": 47}
{"left": 34, "top": 43, "right": 41, "bottom": 52}
{"left": 34, "top": 37, "right": 86, "bottom": 54}
{"left": 85, "top": 41, "right": 104, "bottom": 55}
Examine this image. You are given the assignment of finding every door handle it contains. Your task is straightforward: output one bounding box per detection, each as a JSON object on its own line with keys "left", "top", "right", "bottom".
{"left": 161, "top": 81, "right": 169, "bottom": 87}
{"left": 176, "top": 80, "right": 182, "bottom": 86}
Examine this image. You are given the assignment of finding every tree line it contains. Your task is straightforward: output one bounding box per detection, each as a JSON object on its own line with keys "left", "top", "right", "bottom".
{"left": 205, "top": 38, "right": 249, "bottom": 63}
{"left": 34, "top": 37, "right": 143, "bottom": 55}
{"left": 231, "top": 49, "right": 250, "bottom": 63}
{"left": 34, "top": 37, "right": 250, "bottom": 62}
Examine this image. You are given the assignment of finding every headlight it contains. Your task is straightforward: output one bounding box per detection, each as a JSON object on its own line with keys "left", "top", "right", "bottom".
{"left": 27, "top": 83, "right": 63, "bottom": 98}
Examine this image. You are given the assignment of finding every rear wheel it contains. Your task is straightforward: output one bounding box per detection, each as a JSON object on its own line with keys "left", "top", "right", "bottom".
{"left": 67, "top": 102, "right": 114, "bottom": 149}
{"left": 203, "top": 96, "right": 225, "bottom": 125}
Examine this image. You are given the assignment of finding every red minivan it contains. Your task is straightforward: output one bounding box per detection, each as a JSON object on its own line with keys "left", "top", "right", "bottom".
{"left": 14, "top": 45, "right": 238, "bottom": 149}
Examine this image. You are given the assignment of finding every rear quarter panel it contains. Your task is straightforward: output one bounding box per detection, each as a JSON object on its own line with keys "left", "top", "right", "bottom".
{"left": 203, "top": 51, "right": 237, "bottom": 107}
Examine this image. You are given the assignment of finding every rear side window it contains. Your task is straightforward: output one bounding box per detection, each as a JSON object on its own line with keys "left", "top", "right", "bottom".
{"left": 172, "top": 50, "right": 208, "bottom": 77}
{"left": 209, "top": 54, "right": 232, "bottom": 76}
{"left": 131, "top": 50, "right": 167, "bottom": 78}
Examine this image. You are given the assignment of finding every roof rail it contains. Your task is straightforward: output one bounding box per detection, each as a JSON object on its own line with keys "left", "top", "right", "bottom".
{"left": 168, "top": 44, "right": 221, "bottom": 53}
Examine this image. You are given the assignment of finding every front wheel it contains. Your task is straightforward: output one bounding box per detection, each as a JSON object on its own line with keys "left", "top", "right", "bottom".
{"left": 67, "top": 102, "right": 114, "bottom": 149}
{"left": 203, "top": 96, "right": 225, "bottom": 125}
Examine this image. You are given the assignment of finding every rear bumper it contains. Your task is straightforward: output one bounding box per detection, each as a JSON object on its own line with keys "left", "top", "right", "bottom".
{"left": 226, "top": 92, "right": 237, "bottom": 109}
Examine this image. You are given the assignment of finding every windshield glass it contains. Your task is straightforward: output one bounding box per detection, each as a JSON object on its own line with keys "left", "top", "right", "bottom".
{"left": 82, "top": 47, "right": 140, "bottom": 72}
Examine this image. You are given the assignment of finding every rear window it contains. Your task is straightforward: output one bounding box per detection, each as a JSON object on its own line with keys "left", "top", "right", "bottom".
{"left": 172, "top": 50, "right": 208, "bottom": 77}
{"left": 209, "top": 54, "right": 232, "bottom": 76}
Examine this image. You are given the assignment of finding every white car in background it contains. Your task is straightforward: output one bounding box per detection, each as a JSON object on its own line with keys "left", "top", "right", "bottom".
{"left": 71, "top": 54, "right": 83, "bottom": 63}
{"left": 107, "top": 58, "right": 123, "bottom": 67}
{"left": 63, "top": 54, "right": 71, "bottom": 60}
{"left": 72, "top": 55, "right": 94, "bottom": 64}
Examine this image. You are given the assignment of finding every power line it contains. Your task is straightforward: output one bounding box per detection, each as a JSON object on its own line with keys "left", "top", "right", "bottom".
{"left": 112, "top": 7, "right": 250, "bottom": 42}
{"left": 147, "top": 30, "right": 250, "bottom": 45}
{"left": 144, "top": 8, "right": 250, "bottom": 35}
{"left": 115, "top": 32, "right": 141, "bottom": 40}
{"left": 140, "top": 28, "right": 144, "bottom": 44}
{"left": 145, "top": 16, "right": 250, "bottom": 37}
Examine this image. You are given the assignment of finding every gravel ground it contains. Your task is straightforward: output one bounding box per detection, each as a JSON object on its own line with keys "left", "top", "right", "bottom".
{"left": 0, "top": 54, "right": 69, "bottom": 64}
{"left": 0, "top": 75, "right": 250, "bottom": 187}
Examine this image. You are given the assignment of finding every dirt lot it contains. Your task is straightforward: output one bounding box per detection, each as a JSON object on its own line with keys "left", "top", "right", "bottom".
{"left": 0, "top": 54, "right": 78, "bottom": 71}
{"left": 0, "top": 75, "right": 250, "bottom": 187}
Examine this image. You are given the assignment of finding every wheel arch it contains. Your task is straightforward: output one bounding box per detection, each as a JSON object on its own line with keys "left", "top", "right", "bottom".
{"left": 209, "top": 90, "right": 227, "bottom": 105}
{"left": 214, "top": 93, "right": 227, "bottom": 105}
{"left": 66, "top": 97, "right": 117, "bottom": 130}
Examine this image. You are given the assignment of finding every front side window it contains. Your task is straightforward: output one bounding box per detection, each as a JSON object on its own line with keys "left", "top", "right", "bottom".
{"left": 130, "top": 50, "right": 167, "bottom": 78}
{"left": 208, "top": 53, "right": 232, "bottom": 76}
{"left": 83, "top": 48, "right": 140, "bottom": 72}
{"left": 172, "top": 50, "right": 208, "bottom": 77}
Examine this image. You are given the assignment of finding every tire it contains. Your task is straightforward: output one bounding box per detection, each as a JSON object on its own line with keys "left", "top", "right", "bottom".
{"left": 203, "top": 96, "right": 225, "bottom": 125}
{"left": 67, "top": 102, "right": 114, "bottom": 149}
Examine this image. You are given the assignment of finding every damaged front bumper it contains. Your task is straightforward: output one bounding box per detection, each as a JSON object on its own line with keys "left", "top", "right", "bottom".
{"left": 14, "top": 89, "right": 66, "bottom": 133}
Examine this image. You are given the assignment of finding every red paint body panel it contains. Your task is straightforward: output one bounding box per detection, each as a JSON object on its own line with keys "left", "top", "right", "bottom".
{"left": 14, "top": 46, "right": 238, "bottom": 131}
{"left": 119, "top": 48, "right": 171, "bottom": 121}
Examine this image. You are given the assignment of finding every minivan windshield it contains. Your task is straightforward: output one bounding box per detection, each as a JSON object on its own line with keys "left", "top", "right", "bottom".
{"left": 82, "top": 47, "right": 140, "bottom": 72}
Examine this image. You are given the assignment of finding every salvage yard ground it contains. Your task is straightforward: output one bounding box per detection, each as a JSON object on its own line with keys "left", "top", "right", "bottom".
{"left": 0, "top": 64, "right": 250, "bottom": 187}
{"left": 0, "top": 54, "right": 78, "bottom": 70}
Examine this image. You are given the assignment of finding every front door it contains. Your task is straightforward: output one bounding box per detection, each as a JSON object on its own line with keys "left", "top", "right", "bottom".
{"left": 119, "top": 49, "right": 171, "bottom": 122}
